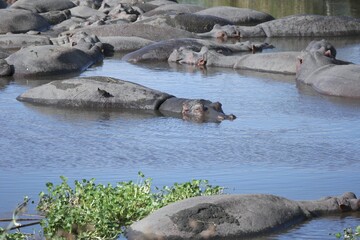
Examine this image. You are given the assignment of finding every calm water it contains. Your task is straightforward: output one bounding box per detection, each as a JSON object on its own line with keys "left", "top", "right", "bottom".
{"left": 1, "top": 1, "right": 360, "bottom": 239}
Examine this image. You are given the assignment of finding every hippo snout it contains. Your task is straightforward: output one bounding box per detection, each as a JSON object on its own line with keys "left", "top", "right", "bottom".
{"left": 217, "top": 113, "right": 236, "bottom": 121}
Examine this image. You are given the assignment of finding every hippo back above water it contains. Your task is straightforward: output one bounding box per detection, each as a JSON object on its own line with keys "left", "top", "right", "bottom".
{"left": 202, "top": 14, "right": 360, "bottom": 38}
{"left": 126, "top": 192, "right": 360, "bottom": 239}
{"left": 17, "top": 76, "right": 236, "bottom": 123}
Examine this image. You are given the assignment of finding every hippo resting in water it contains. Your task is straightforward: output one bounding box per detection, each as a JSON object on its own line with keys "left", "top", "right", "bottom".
{"left": 199, "top": 15, "right": 360, "bottom": 39}
{"left": 17, "top": 76, "right": 236, "bottom": 123}
{"left": 126, "top": 192, "right": 360, "bottom": 240}
{"left": 1, "top": 32, "right": 103, "bottom": 77}
{"left": 122, "top": 38, "right": 273, "bottom": 63}
{"left": 169, "top": 39, "right": 336, "bottom": 75}
{"left": 296, "top": 50, "right": 360, "bottom": 98}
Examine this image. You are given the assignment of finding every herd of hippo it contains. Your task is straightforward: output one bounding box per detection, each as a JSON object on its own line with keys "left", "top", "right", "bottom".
{"left": 1, "top": 0, "right": 360, "bottom": 238}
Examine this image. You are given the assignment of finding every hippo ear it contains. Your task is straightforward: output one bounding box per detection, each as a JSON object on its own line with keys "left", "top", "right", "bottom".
{"left": 211, "top": 102, "right": 223, "bottom": 111}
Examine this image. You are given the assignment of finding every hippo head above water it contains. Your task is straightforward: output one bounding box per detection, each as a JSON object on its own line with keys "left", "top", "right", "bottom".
{"left": 181, "top": 99, "right": 236, "bottom": 122}
{"left": 296, "top": 39, "right": 350, "bottom": 83}
{"left": 17, "top": 77, "right": 236, "bottom": 124}
{"left": 159, "top": 98, "right": 236, "bottom": 123}
{"left": 337, "top": 192, "right": 360, "bottom": 212}
{"left": 197, "top": 24, "right": 240, "bottom": 40}
{"left": 168, "top": 46, "right": 208, "bottom": 66}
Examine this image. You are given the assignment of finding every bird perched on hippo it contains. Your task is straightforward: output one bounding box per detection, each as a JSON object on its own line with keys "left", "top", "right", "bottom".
{"left": 16, "top": 76, "right": 236, "bottom": 123}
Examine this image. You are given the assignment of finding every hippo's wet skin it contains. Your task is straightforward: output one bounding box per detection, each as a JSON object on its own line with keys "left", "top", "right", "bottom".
{"left": 296, "top": 50, "right": 360, "bottom": 98}
{"left": 122, "top": 38, "right": 272, "bottom": 62}
{"left": 200, "top": 14, "right": 360, "bottom": 39}
{"left": 126, "top": 192, "right": 360, "bottom": 240}
{"left": 17, "top": 76, "right": 236, "bottom": 123}
{"left": 168, "top": 40, "right": 337, "bottom": 75}
{"left": 2, "top": 32, "right": 104, "bottom": 77}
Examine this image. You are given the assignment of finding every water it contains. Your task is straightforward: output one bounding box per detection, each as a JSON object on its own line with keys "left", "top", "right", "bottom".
{"left": 1, "top": 1, "right": 360, "bottom": 239}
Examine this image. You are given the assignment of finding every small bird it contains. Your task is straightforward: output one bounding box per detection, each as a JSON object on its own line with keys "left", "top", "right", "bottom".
{"left": 97, "top": 88, "right": 114, "bottom": 98}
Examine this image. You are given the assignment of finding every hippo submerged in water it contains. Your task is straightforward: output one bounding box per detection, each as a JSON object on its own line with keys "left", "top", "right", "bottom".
{"left": 296, "top": 50, "right": 360, "bottom": 98}
{"left": 17, "top": 76, "right": 236, "bottom": 123}
{"left": 122, "top": 38, "right": 273, "bottom": 62}
{"left": 168, "top": 39, "right": 336, "bottom": 75}
{"left": 126, "top": 192, "right": 360, "bottom": 239}
{"left": 199, "top": 14, "right": 360, "bottom": 39}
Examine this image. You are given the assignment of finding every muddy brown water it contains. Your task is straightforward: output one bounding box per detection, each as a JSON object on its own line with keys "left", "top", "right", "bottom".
{"left": 1, "top": 1, "right": 360, "bottom": 239}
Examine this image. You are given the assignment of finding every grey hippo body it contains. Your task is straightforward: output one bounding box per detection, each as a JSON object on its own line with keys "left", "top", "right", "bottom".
{"left": 17, "top": 76, "right": 236, "bottom": 123}
{"left": 3, "top": 33, "right": 104, "bottom": 77}
{"left": 200, "top": 14, "right": 360, "bottom": 38}
{"left": 122, "top": 38, "right": 272, "bottom": 62}
{"left": 0, "top": 9, "right": 50, "bottom": 34}
{"left": 296, "top": 51, "right": 360, "bottom": 98}
{"left": 61, "top": 23, "right": 196, "bottom": 42}
{"left": 126, "top": 192, "right": 360, "bottom": 240}
{"left": 168, "top": 40, "right": 335, "bottom": 75}
{"left": 136, "top": 12, "right": 234, "bottom": 33}
{"left": 169, "top": 46, "right": 299, "bottom": 75}
{"left": 195, "top": 6, "right": 274, "bottom": 25}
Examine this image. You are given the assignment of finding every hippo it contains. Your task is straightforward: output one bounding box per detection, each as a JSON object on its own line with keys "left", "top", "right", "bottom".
{"left": 122, "top": 38, "right": 273, "bottom": 62}
{"left": 0, "top": 9, "right": 51, "bottom": 34}
{"left": 168, "top": 39, "right": 336, "bottom": 75}
{"left": 197, "top": 24, "right": 241, "bottom": 40}
{"left": 195, "top": 6, "right": 275, "bottom": 25}
{"left": 296, "top": 51, "right": 360, "bottom": 98}
{"left": 10, "top": 0, "right": 76, "bottom": 13}
{"left": 136, "top": 13, "right": 234, "bottom": 33}
{"left": 0, "top": 34, "right": 51, "bottom": 50}
{"left": 3, "top": 33, "right": 104, "bottom": 77}
{"left": 140, "top": 3, "right": 204, "bottom": 18}
{"left": 169, "top": 47, "right": 299, "bottom": 74}
{"left": 69, "top": 5, "right": 107, "bottom": 19}
{"left": 61, "top": 23, "right": 196, "bottom": 41}
{"left": 75, "top": 0, "right": 103, "bottom": 10}
{"left": 17, "top": 76, "right": 236, "bottom": 123}
{"left": 126, "top": 192, "right": 360, "bottom": 240}
{"left": 39, "top": 9, "right": 71, "bottom": 26}
{"left": 200, "top": 15, "right": 360, "bottom": 38}
{"left": 97, "top": 36, "right": 154, "bottom": 53}
{"left": 51, "top": 32, "right": 154, "bottom": 54}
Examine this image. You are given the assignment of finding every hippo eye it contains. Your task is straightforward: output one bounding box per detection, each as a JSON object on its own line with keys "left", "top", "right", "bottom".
{"left": 203, "top": 106, "right": 208, "bottom": 111}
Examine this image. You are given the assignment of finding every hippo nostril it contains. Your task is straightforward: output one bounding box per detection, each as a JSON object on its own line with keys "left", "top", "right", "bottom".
{"left": 339, "top": 204, "right": 350, "bottom": 211}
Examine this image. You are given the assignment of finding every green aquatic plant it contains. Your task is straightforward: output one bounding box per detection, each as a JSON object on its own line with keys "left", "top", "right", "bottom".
{"left": 37, "top": 172, "right": 223, "bottom": 239}
{"left": 334, "top": 225, "right": 360, "bottom": 239}
{"left": 0, "top": 229, "right": 28, "bottom": 240}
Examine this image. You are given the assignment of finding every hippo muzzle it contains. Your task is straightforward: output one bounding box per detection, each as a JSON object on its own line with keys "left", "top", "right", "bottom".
{"left": 182, "top": 100, "right": 236, "bottom": 123}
